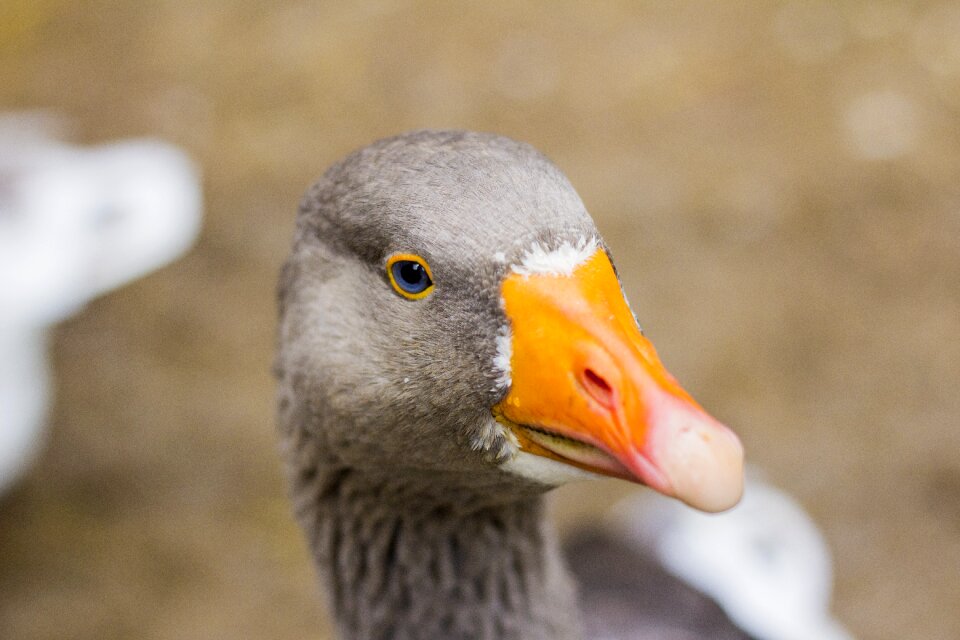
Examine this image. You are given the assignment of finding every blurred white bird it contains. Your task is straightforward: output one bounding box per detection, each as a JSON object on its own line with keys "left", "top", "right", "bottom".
{"left": 0, "top": 113, "right": 202, "bottom": 493}
{"left": 607, "top": 472, "right": 855, "bottom": 640}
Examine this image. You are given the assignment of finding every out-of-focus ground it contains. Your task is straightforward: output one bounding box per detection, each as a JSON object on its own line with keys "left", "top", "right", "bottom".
{"left": 1, "top": 2, "right": 958, "bottom": 639}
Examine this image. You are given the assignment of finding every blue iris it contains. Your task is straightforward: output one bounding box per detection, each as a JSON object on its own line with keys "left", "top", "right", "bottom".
{"left": 392, "top": 260, "right": 432, "bottom": 294}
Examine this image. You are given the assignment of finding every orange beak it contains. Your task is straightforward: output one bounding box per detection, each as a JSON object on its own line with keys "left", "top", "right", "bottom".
{"left": 494, "top": 249, "right": 744, "bottom": 512}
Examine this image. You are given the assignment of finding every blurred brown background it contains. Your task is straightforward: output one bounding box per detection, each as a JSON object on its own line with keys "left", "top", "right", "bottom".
{"left": 1, "top": 1, "right": 958, "bottom": 639}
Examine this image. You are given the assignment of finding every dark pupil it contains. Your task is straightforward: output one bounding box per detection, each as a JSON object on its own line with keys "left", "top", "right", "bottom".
{"left": 394, "top": 260, "right": 431, "bottom": 293}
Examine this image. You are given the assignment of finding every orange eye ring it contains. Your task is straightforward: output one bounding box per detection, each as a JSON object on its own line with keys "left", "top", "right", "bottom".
{"left": 386, "top": 253, "right": 435, "bottom": 300}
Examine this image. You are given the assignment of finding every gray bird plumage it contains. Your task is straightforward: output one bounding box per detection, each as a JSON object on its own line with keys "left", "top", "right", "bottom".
{"left": 275, "top": 130, "right": 738, "bottom": 640}
{"left": 277, "top": 131, "right": 593, "bottom": 639}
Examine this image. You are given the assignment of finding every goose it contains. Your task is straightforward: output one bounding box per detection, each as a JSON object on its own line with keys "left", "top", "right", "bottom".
{"left": 275, "top": 129, "right": 747, "bottom": 640}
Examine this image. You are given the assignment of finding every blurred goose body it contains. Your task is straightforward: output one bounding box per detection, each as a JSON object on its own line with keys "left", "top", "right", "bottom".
{"left": 0, "top": 115, "right": 202, "bottom": 493}
{"left": 569, "top": 474, "right": 854, "bottom": 640}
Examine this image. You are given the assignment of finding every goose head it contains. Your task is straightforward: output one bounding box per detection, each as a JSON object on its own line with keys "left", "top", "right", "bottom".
{"left": 277, "top": 130, "right": 743, "bottom": 512}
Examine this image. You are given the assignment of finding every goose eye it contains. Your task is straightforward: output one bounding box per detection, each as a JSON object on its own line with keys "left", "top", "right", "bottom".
{"left": 386, "top": 254, "right": 435, "bottom": 299}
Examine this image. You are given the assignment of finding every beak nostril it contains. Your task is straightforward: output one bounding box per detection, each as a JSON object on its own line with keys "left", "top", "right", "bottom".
{"left": 580, "top": 368, "right": 616, "bottom": 409}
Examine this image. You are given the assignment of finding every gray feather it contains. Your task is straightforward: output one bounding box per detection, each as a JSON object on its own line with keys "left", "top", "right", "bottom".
{"left": 277, "top": 130, "right": 608, "bottom": 640}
